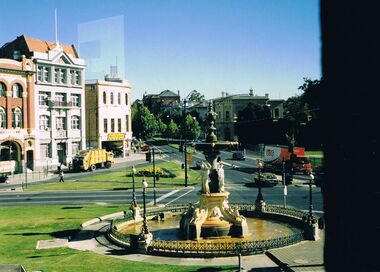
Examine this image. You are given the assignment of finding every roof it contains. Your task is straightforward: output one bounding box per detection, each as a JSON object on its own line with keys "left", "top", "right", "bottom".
{"left": 267, "top": 99, "right": 284, "bottom": 108}
{"left": 159, "top": 90, "right": 179, "bottom": 97}
{"left": 23, "top": 35, "right": 78, "bottom": 58}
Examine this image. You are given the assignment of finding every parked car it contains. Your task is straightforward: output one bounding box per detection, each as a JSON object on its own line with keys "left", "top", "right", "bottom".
{"left": 232, "top": 151, "right": 245, "bottom": 160}
{"left": 253, "top": 172, "right": 279, "bottom": 187}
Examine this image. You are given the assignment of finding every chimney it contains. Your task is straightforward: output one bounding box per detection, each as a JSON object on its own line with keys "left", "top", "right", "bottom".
{"left": 178, "top": 90, "right": 180, "bottom": 96}
{"left": 221, "top": 91, "right": 225, "bottom": 97}
{"left": 249, "top": 89, "right": 253, "bottom": 96}
{"left": 265, "top": 93, "right": 269, "bottom": 98}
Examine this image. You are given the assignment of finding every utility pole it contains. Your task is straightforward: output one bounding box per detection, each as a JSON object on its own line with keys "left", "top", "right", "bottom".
{"left": 184, "top": 99, "right": 188, "bottom": 187}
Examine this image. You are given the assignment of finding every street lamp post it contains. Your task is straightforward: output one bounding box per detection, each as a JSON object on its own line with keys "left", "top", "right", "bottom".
{"left": 152, "top": 148, "right": 157, "bottom": 205}
{"left": 255, "top": 159, "right": 265, "bottom": 212}
{"left": 282, "top": 158, "right": 287, "bottom": 208}
{"left": 131, "top": 165, "right": 137, "bottom": 207}
{"left": 141, "top": 177, "right": 149, "bottom": 234}
{"left": 308, "top": 174, "right": 315, "bottom": 223}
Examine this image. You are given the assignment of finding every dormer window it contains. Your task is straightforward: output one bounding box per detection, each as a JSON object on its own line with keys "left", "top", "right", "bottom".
{"left": 13, "top": 50, "right": 21, "bottom": 60}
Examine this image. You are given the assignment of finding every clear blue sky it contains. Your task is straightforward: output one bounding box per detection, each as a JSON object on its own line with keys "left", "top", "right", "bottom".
{"left": 0, "top": 0, "right": 321, "bottom": 102}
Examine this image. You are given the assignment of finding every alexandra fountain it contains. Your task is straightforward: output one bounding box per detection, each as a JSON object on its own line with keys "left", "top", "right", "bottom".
{"left": 180, "top": 103, "right": 249, "bottom": 240}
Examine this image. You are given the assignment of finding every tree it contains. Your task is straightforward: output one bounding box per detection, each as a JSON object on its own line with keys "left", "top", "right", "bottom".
{"left": 180, "top": 114, "right": 201, "bottom": 141}
{"left": 188, "top": 90, "right": 205, "bottom": 104}
{"left": 132, "top": 104, "right": 157, "bottom": 138}
{"left": 165, "top": 119, "right": 179, "bottom": 139}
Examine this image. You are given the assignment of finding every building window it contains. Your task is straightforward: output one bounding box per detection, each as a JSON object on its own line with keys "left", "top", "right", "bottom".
{"left": 72, "top": 142, "right": 80, "bottom": 155}
{"left": 56, "top": 117, "right": 66, "bottom": 130}
{"left": 125, "top": 93, "right": 128, "bottom": 105}
{"left": 125, "top": 114, "right": 129, "bottom": 132}
{"left": 103, "top": 92, "right": 107, "bottom": 104}
{"left": 37, "top": 66, "right": 43, "bottom": 81}
{"left": 0, "top": 107, "right": 6, "bottom": 128}
{"left": 226, "top": 111, "right": 230, "bottom": 120}
{"left": 118, "top": 118, "right": 121, "bottom": 132}
{"left": 71, "top": 115, "right": 80, "bottom": 129}
{"left": 12, "top": 107, "right": 22, "bottom": 128}
{"left": 274, "top": 108, "right": 280, "bottom": 118}
{"left": 118, "top": 93, "right": 121, "bottom": 104}
{"left": 110, "top": 92, "right": 114, "bottom": 104}
{"left": 54, "top": 68, "right": 59, "bottom": 83}
{"left": 75, "top": 71, "right": 80, "bottom": 85}
{"left": 71, "top": 94, "right": 80, "bottom": 107}
{"left": 111, "top": 119, "right": 115, "bottom": 132}
{"left": 43, "top": 67, "right": 50, "bottom": 82}
{"left": 0, "top": 82, "right": 5, "bottom": 97}
{"left": 39, "top": 91, "right": 50, "bottom": 106}
{"left": 104, "top": 119, "right": 108, "bottom": 133}
{"left": 12, "top": 84, "right": 22, "bottom": 98}
{"left": 70, "top": 70, "right": 75, "bottom": 85}
{"left": 60, "top": 69, "right": 66, "bottom": 84}
{"left": 40, "top": 143, "right": 51, "bottom": 159}
{"left": 55, "top": 93, "right": 66, "bottom": 106}
{"left": 39, "top": 115, "right": 50, "bottom": 131}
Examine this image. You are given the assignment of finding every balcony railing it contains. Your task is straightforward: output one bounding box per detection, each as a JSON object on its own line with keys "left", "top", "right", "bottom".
{"left": 49, "top": 101, "right": 78, "bottom": 108}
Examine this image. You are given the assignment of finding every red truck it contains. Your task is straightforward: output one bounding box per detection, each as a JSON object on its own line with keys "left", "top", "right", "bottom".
{"left": 263, "top": 145, "right": 312, "bottom": 175}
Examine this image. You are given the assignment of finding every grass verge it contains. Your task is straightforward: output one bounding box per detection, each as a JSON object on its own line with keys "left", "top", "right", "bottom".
{"left": 0, "top": 204, "right": 234, "bottom": 271}
{"left": 26, "top": 162, "right": 202, "bottom": 191}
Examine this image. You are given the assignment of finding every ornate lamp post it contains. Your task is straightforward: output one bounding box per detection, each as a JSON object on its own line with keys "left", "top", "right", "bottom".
{"left": 304, "top": 173, "right": 320, "bottom": 240}
{"left": 255, "top": 159, "right": 266, "bottom": 212}
{"left": 308, "top": 174, "right": 315, "bottom": 224}
{"left": 141, "top": 177, "right": 149, "bottom": 235}
{"left": 131, "top": 165, "right": 137, "bottom": 207}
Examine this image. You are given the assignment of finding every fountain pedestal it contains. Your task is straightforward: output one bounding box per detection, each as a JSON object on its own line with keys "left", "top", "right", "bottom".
{"left": 180, "top": 192, "right": 249, "bottom": 240}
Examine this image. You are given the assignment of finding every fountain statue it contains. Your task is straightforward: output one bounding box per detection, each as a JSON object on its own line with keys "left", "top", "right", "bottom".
{"left": 180, "top": 103, "right": 249, "bottom": 240}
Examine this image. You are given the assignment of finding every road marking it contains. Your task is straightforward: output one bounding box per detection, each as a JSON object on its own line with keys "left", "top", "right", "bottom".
{"left": 165, "top": 187, "right": 195, "bottom": 206}
{"left": 148, "top": 189, "right": 179, "bottom": 205}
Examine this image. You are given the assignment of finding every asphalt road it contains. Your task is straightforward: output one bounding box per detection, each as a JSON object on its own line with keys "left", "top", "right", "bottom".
{"left": 0, "top": 144, "right": 323, "bottom": 215}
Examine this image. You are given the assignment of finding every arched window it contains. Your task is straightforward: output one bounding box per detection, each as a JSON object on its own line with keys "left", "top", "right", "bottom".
{"left": 103, "top": 91, "right": 107, "bottom": 104}
{"left": 0, "top": 82, "right": 6, "bottom": 97}
{"left": 71, "top": 115, "right": 80, "bottom": 129}
{"left": 0, "top": 107, "right": 6, "bottom": 128}
{"left": 12, "top": 107, "right": 22, "bottom": 128}
{"left": 12, "top": 84, "right": 22, "bottom": 98}
{"left": 110, "top": 92, "right": 114, "bottom": 104}
{"left": 125, "top": 93, "right": 128, "bottom": 105}
{"left": 118, "top": 93, "right": 121, "bottom": 104}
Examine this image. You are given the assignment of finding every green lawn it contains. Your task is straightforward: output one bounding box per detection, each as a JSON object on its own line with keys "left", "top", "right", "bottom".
{"left": 26, "top": 162, "right": 202, "bottom": 191}
{"left": 0, "top": 205, "right": 234, "bottom": 272}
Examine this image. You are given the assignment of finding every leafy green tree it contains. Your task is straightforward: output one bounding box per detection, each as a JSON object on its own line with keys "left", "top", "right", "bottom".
{"left": 165, "top": 119, "right": 179, "bottom": 138}
{"left": 132, "top": 104, "right": 157, "bottom": 138}
{"left": 156, "top": 117, "right": 167, "bottom": 135}
{"left": 188, "top": 90, "right": 205, "bottom": 104}
{"left": 180, "top": 114, "right": 201, "bottom": 140}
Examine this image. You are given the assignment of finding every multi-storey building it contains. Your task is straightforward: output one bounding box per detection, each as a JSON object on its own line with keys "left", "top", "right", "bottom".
{"left": 85, "top": 70, "right": 132, "bottom": 157}
{"left": 0, "top": 56, "right": 35, "bottom": 174}
{"left": 212, "top": 89, "right": 284, "bottom": 141}
{"left": 0, "top": 35, "right": 86, "bottom": 170}
{"left": 142, "top": 90, "right": 180, "bottom": 114}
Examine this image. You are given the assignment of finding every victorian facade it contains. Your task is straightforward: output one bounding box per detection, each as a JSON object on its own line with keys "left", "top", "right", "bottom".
{"left": 85, "top": 71, "right": 132, "bottom": 158}
{"left": 0, "top": 57, "right": 35, "bottom": 174}
{"left": 212, "top": 89, "right": 284, "bottom": 141}
{"left": 0, "top": 35, "right": 86, "bottom": 170}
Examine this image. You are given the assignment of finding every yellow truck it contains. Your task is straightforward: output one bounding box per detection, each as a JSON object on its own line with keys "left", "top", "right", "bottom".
{"left": 71, "top": 149, "right": 114, "bottom": 171}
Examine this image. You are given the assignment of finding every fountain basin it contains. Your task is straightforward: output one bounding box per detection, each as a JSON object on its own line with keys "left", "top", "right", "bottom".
{"left": 108, "top": 204, "right": 309, "bottom": 257}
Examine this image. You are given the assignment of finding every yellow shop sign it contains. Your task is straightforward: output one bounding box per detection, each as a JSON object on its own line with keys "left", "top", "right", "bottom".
{"left": 108, "top": 133, "right": 125, "bottom": 141}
